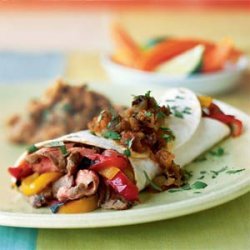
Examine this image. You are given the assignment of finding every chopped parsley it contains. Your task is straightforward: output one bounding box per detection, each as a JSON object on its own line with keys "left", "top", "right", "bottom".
{"left": 125, "top": 138, "right": 134, "bottom": 149}
{"left": 44, "top": 141, "right": 68, "bottom": 156}
{"left": 144, "top": 171, "right": 162, "bottom": 192}
{"left": 160, "top": 127, "right": 172, "bottom": 132}
{"left": 182, "top": 107, "right": 192, "bottom": 115}
{"left": 183, "top": 170, "right": 193, "bottom": 180}
{"left": 162, "top": 134, "right": 174, "bottom": 143}
{"left": 102, "top": 131, "right": 121, "bottom": 140}
{"left": 210, "top": 166, "right": 228, "bottom": 177}
{"left": 107, "top": 116, "right": 120, "bottom": 129}
{"left": 209, "top": 147, "right": 225, "bottom": 157}
{"left": 191, "top": 181, "right": 207, "bottom": 190}
{"left": 168, "top": 180, "right": 207, "bottom": 193}
{"left": 42, "top": 109, "right": 50, "bottom": 121}
{"left": 123, "top": 149, "right": 131, "bottom": 157}
{"left": 176, "top": 95, "right": 184, "bottom": 100}
{"left": 157, "top": 111, "right": 167, "bottom": 119}
{"left": 59, "top": 145, "right": 68, "bottom": 156}
{"left": 197, "top": 175, "right": 205, "bottom": 180}
{"left": 168, "top": 183, "right": 191, "bottom": 193}
{"left": 226, "top": 169, "right": 245, "bottom": 174}
{"left": 181, "top": 183, "right": 191, "bottom": 190}
{"left": 145, "top": 90, "right": 151, "bottom": 98}
{"left": 194, "top": 155, "right": 207, "bottom": 162}
{"left": 90, "top": 131, "right": 96, "bottom": 135}
{"left": 62, "top": 103, "right": 73, "bottom": 113}
{"left": 170, "top": 106, "right": 192, "bottom": 119}
{"left": 172, "top": 110, "right": 184, "bottom": 119}
{"left": 27, "top": 144, "right": 39, "bottom": 154}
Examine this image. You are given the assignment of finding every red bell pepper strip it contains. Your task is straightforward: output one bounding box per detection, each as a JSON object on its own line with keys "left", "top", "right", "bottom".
{"left": 106, "top": 171, "right": 139, "bottom": 202}
{"left": 204, "top": 103, "right": 243, "bottom": 137}
{"left": 8, "top": 162, "right": 33, "bottom": 179}
{"left": 90, "top": 155, "right": 130, "bottom": 172}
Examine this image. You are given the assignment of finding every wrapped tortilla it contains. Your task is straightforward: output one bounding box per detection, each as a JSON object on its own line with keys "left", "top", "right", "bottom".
{"left": 9, "top": 87, "right": 242, "bottom": 213}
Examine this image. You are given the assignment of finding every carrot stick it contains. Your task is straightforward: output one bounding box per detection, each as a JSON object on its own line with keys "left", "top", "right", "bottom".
{"left": 111, "top": 23, "right": 142, "bottom": 67}
{"left": 137, "top": 39, "right": 214, "bottom": 71}
{"left": 202, "top": 39, "right": 233, "bottom": 73}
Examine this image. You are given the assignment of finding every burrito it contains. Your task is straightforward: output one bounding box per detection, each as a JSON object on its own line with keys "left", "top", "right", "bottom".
{"left": 8, "top": 88, "right": 243, "bottom": 214}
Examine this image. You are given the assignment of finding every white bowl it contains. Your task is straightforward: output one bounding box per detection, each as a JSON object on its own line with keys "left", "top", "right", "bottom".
{"left": 102, "top": 55, "right": 249, "bottom": 95}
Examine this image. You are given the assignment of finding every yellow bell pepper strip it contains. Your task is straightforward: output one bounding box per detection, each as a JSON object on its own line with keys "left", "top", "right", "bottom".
{"left": 198, "top": 96, "right": 213, "bottom": 108}
{"left": 20, "top": 172, "right": 61, "bottom": 196}
{"left": 57, "top": 195, "right": 98, "bottom": 214}
{"left": 98, "top": 166, "right": 120, "bottom": 180}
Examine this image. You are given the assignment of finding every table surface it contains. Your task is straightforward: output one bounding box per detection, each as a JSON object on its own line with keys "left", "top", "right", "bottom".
{"left": 1, "top": 8, "right": 250, "bottom": 250}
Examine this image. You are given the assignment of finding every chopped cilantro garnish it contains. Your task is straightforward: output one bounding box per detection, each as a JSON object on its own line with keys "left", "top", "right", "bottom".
{"left": 62, "top": 103, "right": 73, "bottom": 113}
{"left": 123, "top": 149, "right": 131, "bottom": 157}
{"left": 191, "top": 181, "right": 207, "bottom": 190}
{"left": 157, "top": 111, "right": 166, "bottom": 119}
{"left": 209, "top": 147, "right": 225, "bottom": 157}
{"left": 145, "top": 90, "right": 151, "bottom": 97}
{"left": 194, "top": 155, "right": 207, "bottom": 162}
{"left": 210, "top": 166, "right": 228, "bottom": 176}
{"left": 90, "top": 131, "right": 96, "bottom": 135}
{"left": 172, "top": 110, "right": 184, "bottom": 119}
{"left": 108, "top": 117, "right": 119, "bottom": 129}
{"left": 226, "top": 169, "right": 245, "bottom": 174}
{"left": 181, "top": 183, "right": 191, "bottom": 190}
{"left": 183, "top": 170, "right": 193, "bottom": 180}
{"left": 200, "top": 170, "right": 207, "bottom": 174}
{"left": 197, "top": 176, "right": 205, "bottom": 180}
{"left": 170, "top": 106, "right": 192, "bottom": 118}
{"left": 44, "top": 141, "right": 68, "bottom": 156}
{"left": 182, "top": 107, "right": 192, "bottom": 114}
{"left": 125, "top": 138, "right": 134, "bottom": 149}
{"left": 144, "top": 171, "right": 162, "bottom": 192}
{"left": 162, "top": 134, "right": 174, "bottom": 143}
{"left": 60, "top": 145, "right": 68, "bottom": 156}
{"left": 102, "top": 131, "right": 121, "bottom": 140}
{"left": 160, "top": 127, "right": 171, "bottom": 132}
{"left": 176, "top": 95, "right": 184, "bottom": 100}
{"left": 27, "top": 144, "right": 39, "bottom": 154}
{"left": 42, "top": 109, "right": 50, "bottom": 121}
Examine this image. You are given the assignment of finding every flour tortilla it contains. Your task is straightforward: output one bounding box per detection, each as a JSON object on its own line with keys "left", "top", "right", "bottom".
{"left": 159, "top": 88, "right": 202, "bottom": 149}
{"left": 14, "top": 87, "right": 231, "bottom": 191}
{"left": 15, "top": 130, "right": 161, "bottom": 191}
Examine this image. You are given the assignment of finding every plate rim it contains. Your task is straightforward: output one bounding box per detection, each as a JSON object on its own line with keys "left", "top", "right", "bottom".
{"left": 0, "top": 176, "right": 249, "bottom": 228}
{"left": 0, "top": 89, "right": 250, "bottom": 228}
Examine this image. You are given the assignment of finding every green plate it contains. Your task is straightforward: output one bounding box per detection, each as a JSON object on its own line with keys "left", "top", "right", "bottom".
{"left": 0, "top": 83, "right": 249, "bottom": 228}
